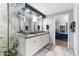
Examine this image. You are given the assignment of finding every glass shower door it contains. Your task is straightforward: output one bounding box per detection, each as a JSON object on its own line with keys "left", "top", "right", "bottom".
{"left": 0, "top": 3, "right": 8, "bottom": 56}
{"left": 8, "top": 3, "right": 25, "bottom": 56}
{"left": 0, "top": 3, "right": 26, "bottom": 56}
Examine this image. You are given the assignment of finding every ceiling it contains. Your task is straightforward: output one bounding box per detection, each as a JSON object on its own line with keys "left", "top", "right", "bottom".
{"left": 28, "top": 3, "right": 75, "bottom": 15}
{"left": 55, "top": 14, "right": 68, "bottom": 22}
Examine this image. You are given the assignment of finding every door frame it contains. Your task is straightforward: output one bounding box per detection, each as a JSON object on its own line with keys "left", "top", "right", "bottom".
{"left": 54, "top": 14, "right": 69, "bottom": 49}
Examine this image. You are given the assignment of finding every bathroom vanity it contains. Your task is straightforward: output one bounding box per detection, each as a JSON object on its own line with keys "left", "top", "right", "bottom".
{"left": 18, "top": 32, "right": 49, "bottom": 56}
{"left": 26, "top": 32, "right": 49, "bottom": 56}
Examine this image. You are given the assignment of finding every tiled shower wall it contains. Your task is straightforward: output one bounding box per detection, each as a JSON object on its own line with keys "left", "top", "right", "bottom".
{"left": 0, "top": 3, "right": 8, "bottom": 54}
{"left": 9, "top": 3, "right": 25, "bottom": 49}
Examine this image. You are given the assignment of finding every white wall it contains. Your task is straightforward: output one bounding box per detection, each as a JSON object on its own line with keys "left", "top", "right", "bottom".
{"left": 73, "top": 4, "right": 77, "bottom": 56}
{"left": 77, "top": 4, "right": 79, "bottom": 56}
{"left": 74, "top": 3, "right": 79, "bottom": 56}
{"left": 43, "top": 15, "right": 55, "bottom": 45}
{"left": 43, "top": 16, "right": 50, "bottom": 31}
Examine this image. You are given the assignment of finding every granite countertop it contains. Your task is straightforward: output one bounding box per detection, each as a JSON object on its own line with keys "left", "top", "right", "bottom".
{"left": 26, "top": 32, "right": 49, "bottom": 39}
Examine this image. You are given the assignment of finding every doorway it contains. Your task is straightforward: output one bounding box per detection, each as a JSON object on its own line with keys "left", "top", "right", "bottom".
{"left": 55, "top": 14, "right": 69, "bottom": 48}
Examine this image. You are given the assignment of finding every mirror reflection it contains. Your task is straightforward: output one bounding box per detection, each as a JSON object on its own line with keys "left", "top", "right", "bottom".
{"left": 18, "top": 7, "right": 43, "bottom": 34}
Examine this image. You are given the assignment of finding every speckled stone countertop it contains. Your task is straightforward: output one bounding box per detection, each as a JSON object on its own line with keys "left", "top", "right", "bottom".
{"left": 26, "top": 32, "right": 49, "bottom": 39}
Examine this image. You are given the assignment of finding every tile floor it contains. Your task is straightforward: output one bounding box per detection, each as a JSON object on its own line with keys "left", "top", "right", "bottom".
{"left": 56, "top": 39, "right": 67, "bottom": 48}
{"left": 34, "top": 44, "right": 75, "bottom": 56}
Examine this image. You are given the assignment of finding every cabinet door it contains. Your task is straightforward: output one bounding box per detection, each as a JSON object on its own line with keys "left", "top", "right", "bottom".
{"left": 40, "top": 34, "right": 49, "bottom": 47}
{"left": 26, "top": 38, "right": 39, "bottom": 56}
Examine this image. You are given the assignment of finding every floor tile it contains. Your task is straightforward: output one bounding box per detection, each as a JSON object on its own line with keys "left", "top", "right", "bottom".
{"left": 34, "top": 45, "right": 75, "bottom": 56}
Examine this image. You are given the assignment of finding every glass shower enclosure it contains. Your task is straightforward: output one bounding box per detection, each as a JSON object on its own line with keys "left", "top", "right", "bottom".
{"left": 0, "top": 3, "right": 25, "bottom": 56}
